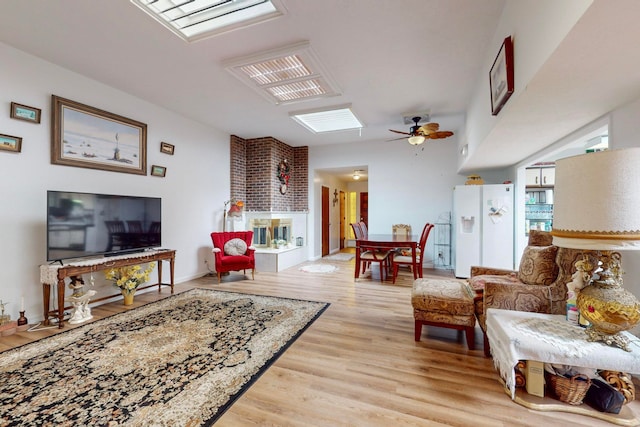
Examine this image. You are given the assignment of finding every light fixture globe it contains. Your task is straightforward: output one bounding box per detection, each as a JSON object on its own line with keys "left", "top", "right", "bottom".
{"left": 408, "top": 135, "right": 425, "bottom": 145}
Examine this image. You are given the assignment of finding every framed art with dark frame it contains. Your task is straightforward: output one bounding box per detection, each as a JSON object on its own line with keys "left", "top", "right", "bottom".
{"left": 51, "top": 95, "right": 147, "bottom": 175}
{"left": 160, "top": 142, "right": 175, "bottom": 155}
{"left": 151, "top": 165, "right": 167, "bottom": 177}
{"left": 10, "top": 102, "right": 41, "bottom": 124}
{"left": 0, "top": 133, "right": 22, "bottom": 153}
{"left": 489, "top": 36, "right": 514, "bottom": 116}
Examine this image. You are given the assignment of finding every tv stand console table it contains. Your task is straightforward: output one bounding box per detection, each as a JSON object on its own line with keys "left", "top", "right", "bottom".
{"left": 40, "top": 249, "right": 176, "bottom": 328}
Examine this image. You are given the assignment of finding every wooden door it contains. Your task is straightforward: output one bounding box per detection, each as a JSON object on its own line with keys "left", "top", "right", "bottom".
{"left": 360, "top": 192, "right": 369, "bottom": 227}
{"left": 339, "top": 191, "right": 346, "bottom": 249}
{"left": 322, "top": 186, "right": 330, "bottom": 256}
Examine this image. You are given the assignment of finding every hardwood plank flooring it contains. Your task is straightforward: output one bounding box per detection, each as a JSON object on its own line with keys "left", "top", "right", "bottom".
{"left": 2, "top": 255, "right": 638, "bottom": 426}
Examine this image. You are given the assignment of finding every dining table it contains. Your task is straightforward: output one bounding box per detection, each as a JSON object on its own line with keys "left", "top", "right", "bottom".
{"left": 354, "top": 233, "right": 419, "bottom": 281}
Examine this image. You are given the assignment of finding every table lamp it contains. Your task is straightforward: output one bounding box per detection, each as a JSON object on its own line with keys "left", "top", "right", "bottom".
{"left": 551, "top": 148, "right": 640, "bottom": 351}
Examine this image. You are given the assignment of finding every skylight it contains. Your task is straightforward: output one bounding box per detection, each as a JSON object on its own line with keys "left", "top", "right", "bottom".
{"left": 290, "top": 105, "right": 363, "bottom": 133}
{"left": 224, "top": 41, "right": 341, "bottom": 104}
{"left": 131, "top": 0, "right": 285, "bottom": 42}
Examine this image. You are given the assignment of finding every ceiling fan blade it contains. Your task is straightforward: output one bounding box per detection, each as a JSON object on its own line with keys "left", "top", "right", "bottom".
{"left": 426, "top": 131, "right": 454, "bottom": 139}
{"left": 386, "top": 136, "right": 407, "bottom": 141}
{"left": 418, "top": 123, "right": 440, "bottom": 134}
{"left": 389, "top": 129, "right": 411, "bottom": 135}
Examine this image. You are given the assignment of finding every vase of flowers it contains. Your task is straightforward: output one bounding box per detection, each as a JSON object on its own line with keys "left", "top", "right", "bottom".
{"left": 105, "top": 262, "right": 156, "bottom": 305}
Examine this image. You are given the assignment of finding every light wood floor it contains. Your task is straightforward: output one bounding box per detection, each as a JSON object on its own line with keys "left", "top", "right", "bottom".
{"left": 2, "top": 254, "right": 639, "bottom": 426}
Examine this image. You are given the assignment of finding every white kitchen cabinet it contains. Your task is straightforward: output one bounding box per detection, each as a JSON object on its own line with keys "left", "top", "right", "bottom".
{"left": 525, "top": 167, "right": 555, "bottom": 187}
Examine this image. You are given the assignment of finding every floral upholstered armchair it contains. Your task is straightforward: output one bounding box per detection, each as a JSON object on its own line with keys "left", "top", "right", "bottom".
{"left": 210, "top": 231, "right": 256, "bottom": 284}
{"left": 469, "top": 230, "right": 598, "bottom": 356}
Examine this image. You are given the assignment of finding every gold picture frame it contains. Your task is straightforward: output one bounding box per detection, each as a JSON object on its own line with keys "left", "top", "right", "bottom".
{"left": 51, "top": 95, "right": 147, "bottom": 175}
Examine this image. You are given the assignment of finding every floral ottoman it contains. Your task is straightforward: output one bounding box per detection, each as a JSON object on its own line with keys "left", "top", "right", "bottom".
{"left": 411, "top": 278, "right": 476, "bottom": 350}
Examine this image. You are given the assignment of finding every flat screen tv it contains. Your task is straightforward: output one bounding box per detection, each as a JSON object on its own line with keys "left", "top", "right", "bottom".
{"left": 47, "top": 190, "right": 161, "bottom": 262}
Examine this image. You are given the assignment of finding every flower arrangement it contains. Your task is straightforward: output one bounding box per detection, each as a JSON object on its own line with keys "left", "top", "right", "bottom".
{"left": 105, "top": 262, "right": 156, "bottom": 294}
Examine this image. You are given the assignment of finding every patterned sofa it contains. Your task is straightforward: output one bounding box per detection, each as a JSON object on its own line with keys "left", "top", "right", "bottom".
{"left": 469, "top": 230, "right": 597, "bottom": 356}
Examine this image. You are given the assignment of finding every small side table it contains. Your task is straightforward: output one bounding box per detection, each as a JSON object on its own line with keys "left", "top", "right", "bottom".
{"left": 486, "top": 308, "right": 640, "bottom": 425}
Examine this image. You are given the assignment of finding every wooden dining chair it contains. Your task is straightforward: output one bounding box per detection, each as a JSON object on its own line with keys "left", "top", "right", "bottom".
{"left": 392, "top": 224, "right": 411, "bottom": 238}
{"left": 392, "top": 223, "right": 434, "bottom": 283}
{"left": 351, "top": 222, "right": 364, "bottom": 240}
{"left": 356, "top": 241, "right": 392, "bottom": 282}
{"left": 358, "top": 221, "right": 368, "bottom": 239}
{"left": 351, "top": 222, "right": 370, "bottom": 273}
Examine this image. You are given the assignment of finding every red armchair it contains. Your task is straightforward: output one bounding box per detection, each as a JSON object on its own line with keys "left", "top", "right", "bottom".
{"left": 210, "top": 231, "right": 256, "bottom": 283}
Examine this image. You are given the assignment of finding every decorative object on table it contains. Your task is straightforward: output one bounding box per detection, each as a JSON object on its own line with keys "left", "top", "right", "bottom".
{"left": 584, "top": 377, "right": 626, "bottom": 414}
{"left": 10, "top": 102, "right": 41, "bottom": 123}
{"left": 150, "top": 165, "right": 166, "bottom": 177}
{"left": 551, "top": 148, "right": 640, "bottom": 351}
{"left": 51, "top": 95, "right": 147, "bottom": 175}
{"left": 0, "top": 289, "right": 329, "bottom": 426}
{"left": 222, "top": 198, "right": 244, "bottom": 232}
{"left": 160, "top": 141, "right": 174, "bottom": 155}
{"left": 0, "top": 133, "right": 22, "bottom": 153}
{"left": 465, "top": 174, "right": 484, "bottom": 185}
{"left": 599, "top": 370, "right": 636, "bottom": 404}
{"left": 66, "top": 290, "right": 97, "bottom": 324}
{"left": 105, "top": 262, "right": 156, "bottom": 305}
{"left": 489, "top": 36, "right": 514, "bottom": 115}
{"left": 277, "top": 158, "right": 290, "bottom": 194}
{"left": 0, "top": 299, "right": 9, "bottom": 324}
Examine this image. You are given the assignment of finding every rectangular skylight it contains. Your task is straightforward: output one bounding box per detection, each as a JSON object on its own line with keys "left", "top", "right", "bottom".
{"left": 224, "top": 41, "right": 341, "bottom": 104}
{"left": 131, "top": 0, "right": 285, "bottom": 42}
{"left": 290, "top": 105, "right": 363, "bottom": 133}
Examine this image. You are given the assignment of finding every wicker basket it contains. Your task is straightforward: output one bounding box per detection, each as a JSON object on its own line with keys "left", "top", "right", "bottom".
{"left": 547, "top": 373, "right": 591, "bottom": 405}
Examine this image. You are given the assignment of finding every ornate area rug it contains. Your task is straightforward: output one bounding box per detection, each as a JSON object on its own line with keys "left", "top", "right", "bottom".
{"left": 299, "top": 264, "right": 338, "bottom": 273}
{"left": 0, "top": 289, "right": 329, "bottom": 426}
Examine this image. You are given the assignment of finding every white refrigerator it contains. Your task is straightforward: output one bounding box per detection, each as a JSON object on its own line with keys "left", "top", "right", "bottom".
{"left": 453, "top": 184, "right": 514, "bottom": 278}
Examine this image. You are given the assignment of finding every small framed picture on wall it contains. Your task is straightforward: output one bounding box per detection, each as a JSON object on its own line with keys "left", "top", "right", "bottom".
{"left": 160, "top": 142, "right": 174, "bottom": 155}
{"left": 151, "top": 165, "right": 167, "bottom": 177}
{"left": 0, "top": 133, "right": 22, "bottom": 153}
{"left": 10, "top": 102, "right": 42, "bottom": 124}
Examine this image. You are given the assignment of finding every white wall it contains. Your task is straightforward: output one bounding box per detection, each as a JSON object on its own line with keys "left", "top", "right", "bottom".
{"left": 308, "top": 136, "right": 513, "bottom": 263}
{"left": 0, "top": 42, "right": 230, "bottom": 322}
{"left": 608, "top": 97, "right": 640, "bottom": 305}
{"left": 462, "top": 0, "right": 593, "bottom": 170}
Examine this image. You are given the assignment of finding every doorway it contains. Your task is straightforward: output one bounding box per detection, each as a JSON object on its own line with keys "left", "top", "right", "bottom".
{"left": 322, "top": 186, "right": 329, "bottom": 256}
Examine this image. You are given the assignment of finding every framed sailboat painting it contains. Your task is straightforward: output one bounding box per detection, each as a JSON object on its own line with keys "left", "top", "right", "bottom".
{"left": 51, "top": 95, "right": 147, "bottom": 175}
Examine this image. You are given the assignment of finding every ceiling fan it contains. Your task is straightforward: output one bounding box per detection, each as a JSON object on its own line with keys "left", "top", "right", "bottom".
{"left": 389, "top": 116, "right": 454, "bottom": 145}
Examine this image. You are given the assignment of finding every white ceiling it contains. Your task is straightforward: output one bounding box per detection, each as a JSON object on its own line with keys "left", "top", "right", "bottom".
{"left": 1, "top": 0, "right": 639, "bottom": 172}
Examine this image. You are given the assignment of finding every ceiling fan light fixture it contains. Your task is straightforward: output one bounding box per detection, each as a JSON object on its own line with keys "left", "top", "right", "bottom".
{"left": 353, "top": 170, "right": 361, "bottom": 180}
{"left": 408, "top": 135, "right": 426, "bottom": 145}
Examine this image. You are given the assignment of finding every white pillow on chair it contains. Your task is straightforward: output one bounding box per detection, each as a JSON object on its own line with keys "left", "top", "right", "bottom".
{"left": 224, "top": 238, "right": 248, "bottom": 256}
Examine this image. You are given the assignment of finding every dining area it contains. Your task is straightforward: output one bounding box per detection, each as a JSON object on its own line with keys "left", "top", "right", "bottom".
{"left": 351, "top": 221, "right": 434, "bottom": 284}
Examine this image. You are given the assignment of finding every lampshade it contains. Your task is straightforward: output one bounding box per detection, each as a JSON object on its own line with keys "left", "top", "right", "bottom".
{"left": 408, "top": 135, "right": 426, "bottom": 146}
{"left": 551, "top": 148, "right": 640, "bottom": 250}
{"left": 227, "top": 200, "right": 244, "bottom": 218}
